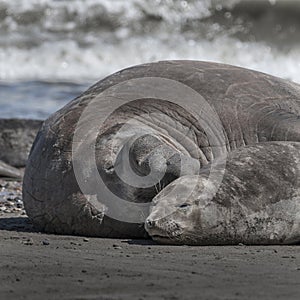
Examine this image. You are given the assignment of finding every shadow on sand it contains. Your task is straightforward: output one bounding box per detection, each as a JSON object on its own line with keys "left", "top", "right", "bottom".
{"left": 0, "top": 216, "right": 38, "bottom": 233}
{"left": 0, "top": 216, "right": 160, "bottom": 244}
{"left": 123, "top": 239, "right": 159, "bottom": 246}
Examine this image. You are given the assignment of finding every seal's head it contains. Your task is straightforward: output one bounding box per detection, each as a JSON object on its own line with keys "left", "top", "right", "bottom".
{"left": 145, "top": 175, "right": 224, "bottom": 245}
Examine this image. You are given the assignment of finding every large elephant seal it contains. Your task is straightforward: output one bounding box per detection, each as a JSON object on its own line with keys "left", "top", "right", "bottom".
{"left": 23, "top": 60, "right": 300, "bottom": 243}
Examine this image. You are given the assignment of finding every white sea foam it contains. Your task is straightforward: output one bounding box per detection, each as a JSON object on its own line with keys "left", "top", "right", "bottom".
{"left": 0, "top": 0, "right": 299, "bottom": 82}
{"left": 1, "top": 35, "right": 300, "bottom": 83}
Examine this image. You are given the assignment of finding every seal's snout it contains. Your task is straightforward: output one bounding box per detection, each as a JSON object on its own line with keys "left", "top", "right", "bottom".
{"left": 145, "top": 218, "right": 155, "bottom": 229}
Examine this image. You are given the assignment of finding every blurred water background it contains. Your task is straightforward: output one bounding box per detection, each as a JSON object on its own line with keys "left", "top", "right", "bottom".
{"left": 0, "top": 0, "right": 300, "bottom": 119}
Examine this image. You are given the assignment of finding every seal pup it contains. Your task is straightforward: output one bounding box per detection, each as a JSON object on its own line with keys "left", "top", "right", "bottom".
{"left": 145, "top": 142, "right": 300, "bottom": 245}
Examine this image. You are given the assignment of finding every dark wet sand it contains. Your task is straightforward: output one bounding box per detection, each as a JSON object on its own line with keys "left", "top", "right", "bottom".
{"left": 0, "top": 215, "right": 299, "bottom": 300}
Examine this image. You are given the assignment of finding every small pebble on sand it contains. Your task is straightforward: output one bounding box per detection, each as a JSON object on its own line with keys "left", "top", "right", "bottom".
{"left": 0, "top": 179, "right": 25, "bottom": 216}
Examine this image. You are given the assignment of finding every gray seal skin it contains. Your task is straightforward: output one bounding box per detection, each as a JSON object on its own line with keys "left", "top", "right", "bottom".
{"left": 145, "top": 142, "right": 300, "bottom": 245}
{"left": 22, "top": 60, "right": 300, "bottom": 241}
{"left": 0, "top": 118, "right": 42, "bottom": 178}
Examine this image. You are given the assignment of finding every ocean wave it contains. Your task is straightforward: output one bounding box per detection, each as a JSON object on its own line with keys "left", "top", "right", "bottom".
{"left": 1, "top": 0, "right": 300, "bottom": 83}
{"left": 0, "top": 0, "right": 240, "bottom": 34}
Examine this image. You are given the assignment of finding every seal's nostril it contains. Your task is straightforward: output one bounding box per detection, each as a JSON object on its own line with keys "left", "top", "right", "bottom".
{"left": 146, "top": 219, "right": 155, "bottom": 228}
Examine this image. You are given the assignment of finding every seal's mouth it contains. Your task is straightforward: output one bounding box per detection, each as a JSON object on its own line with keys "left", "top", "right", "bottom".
{"left": 152, "top": 233, "right": 180, "bottom": 238}
{"left": 151, "top": 234, "right": 169, "bottom": 239}
{"left": 148, "top": 228, "right": 183, "bottom": 241}
{"left": 151, "top": 233, "right": 183, "bottom": 245}
{"left": 145, "top": 217, "right": 184, "bottom": 243}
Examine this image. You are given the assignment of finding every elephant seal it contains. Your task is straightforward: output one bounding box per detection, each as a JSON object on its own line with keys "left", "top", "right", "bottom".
{"left": 22, "top": 60, "right": 300, "bottom": 243}
{"left": 145, "top": 142, "right": 300, "bottom": 245}
{"left": 0, "top": 118, "right": 42, "bottom": 178}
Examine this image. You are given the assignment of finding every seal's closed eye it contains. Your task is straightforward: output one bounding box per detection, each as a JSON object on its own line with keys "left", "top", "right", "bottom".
{"left": 178, "top": 203, "right": 191, "bottom": 208}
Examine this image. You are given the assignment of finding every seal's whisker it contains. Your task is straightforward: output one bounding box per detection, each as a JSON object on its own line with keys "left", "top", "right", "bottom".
{"left": 154, "top": 183, "right": 159, "bottom": 194}
{"left": 158, "top": 179, "right": 162, "bottom": 193}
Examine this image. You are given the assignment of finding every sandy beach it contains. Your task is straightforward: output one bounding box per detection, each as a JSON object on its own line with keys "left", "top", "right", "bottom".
{"left": 0, "top": 212, "right": 299, "bottom": 300}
